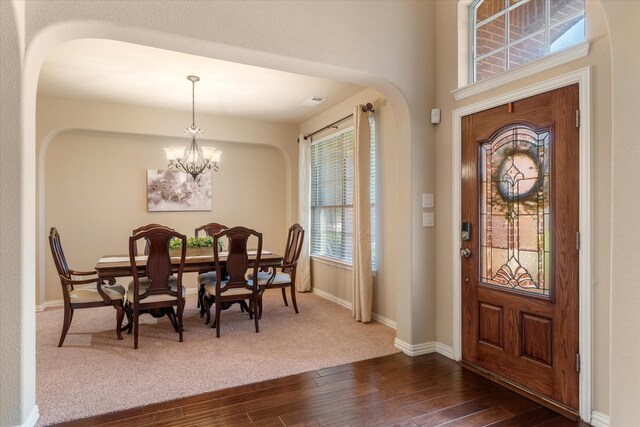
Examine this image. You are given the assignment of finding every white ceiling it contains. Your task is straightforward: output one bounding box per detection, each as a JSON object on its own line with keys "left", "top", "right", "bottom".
{"left": 38, "top": 39, "right": 364, "bottom": 124}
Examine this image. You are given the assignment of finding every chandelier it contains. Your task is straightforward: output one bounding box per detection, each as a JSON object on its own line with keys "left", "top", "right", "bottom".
{"left": 164, "top": 75, "right": 221, "bottom": 180}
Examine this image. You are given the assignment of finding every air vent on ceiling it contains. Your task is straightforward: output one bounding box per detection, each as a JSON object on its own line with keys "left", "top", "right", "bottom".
{"left": 302, "top": 96, "right": 327, "bottom": 107}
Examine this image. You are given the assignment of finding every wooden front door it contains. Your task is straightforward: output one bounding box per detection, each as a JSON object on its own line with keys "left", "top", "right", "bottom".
{"left": 461, "top": 84, "right": 580, "bottom": 413}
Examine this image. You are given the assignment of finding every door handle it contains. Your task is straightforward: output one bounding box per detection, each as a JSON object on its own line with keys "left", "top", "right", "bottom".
{"left": 460, "top": 248, "right": 472, "bottom": 258}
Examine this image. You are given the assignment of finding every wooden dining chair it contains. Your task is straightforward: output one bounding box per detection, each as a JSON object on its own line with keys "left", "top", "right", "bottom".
{"left": 252, "top": 223, "right": 304, "bottom": 318}
{"left": 48, "top": 227, "right": 127, "bottom": 347}
{"left": 201, "top": 226, "right": 262, "bottom": 337}
{"left": 195, "top": 222, "right": 228, "bottom": 238}
{"left": 127, "top": 227, "right": 187, "bottom": 349}
{"left": 132, "top": 223, "right": 173, "bottom": 256}
{"left": 131, "top": 224, "right": 177, "bottom": 290}
{"left": 194, "top": 222, "right": 228, "bottom": 316}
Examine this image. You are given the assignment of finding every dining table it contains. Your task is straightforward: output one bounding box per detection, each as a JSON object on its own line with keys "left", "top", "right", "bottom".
{"left": 95, "top": 247, "right": 283, "bottom": 322}
{"left": 95, "top": 247, "right": 283, "bottom": 279}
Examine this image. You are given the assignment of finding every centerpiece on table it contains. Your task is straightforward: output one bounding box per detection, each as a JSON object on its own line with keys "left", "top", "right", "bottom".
{"left": 169, "top": 236, "right": 224, "bottom": 255}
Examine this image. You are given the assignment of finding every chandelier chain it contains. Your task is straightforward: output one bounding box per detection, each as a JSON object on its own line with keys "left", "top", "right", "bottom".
{"left": 191, "top": 79, "right": 196, "bottom": 127}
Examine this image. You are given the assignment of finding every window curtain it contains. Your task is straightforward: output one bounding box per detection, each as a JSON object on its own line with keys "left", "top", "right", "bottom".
{"left": 352, "top": 106, "right": 372, "bottom": 322}
{"left": 296, "top": 134, "right": 312, "bottom": 292}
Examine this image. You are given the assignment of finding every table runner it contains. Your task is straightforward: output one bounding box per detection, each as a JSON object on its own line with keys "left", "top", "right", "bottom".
{"left": 98, "top": 250, "right": 272, "bottom": 264}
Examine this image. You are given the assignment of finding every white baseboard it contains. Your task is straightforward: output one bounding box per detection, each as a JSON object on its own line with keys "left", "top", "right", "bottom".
{"left": 16, "top": 405, "right": 39, "bottom": 427}
{"left": 435, "top": 342, "right": 454, "bottom": 359}
{"left": 312, "top": 288, "right": 352, "bottom": 310}
{"left": 590, "top": 411, "right": 609, "bottom": 427}
{"left": 35, "top": 299, "right": 63, "bottom": 312}
{"left": 394, "top": 338, "right": 436, "bottom": 356}
{"left": 35, "top": 288, "right": 199, "bottom": 312}
{"left": 393, "top": 338, "right": 455, "bottom": 359}
{"left": 312, "top": 288, "right": 397, "bottom": 329}
{"left": 371, "top": 312, "right": 397, "bottom": 329}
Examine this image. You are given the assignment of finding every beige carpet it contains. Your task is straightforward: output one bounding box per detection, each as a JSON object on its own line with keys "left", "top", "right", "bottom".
{"left": 36, "top": 291, "right": 398, "bottom": 425}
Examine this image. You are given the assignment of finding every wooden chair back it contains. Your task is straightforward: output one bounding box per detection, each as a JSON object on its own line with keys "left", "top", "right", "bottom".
{"left": 282, "top": 223, "right": 305, "bottom": 275}
{"left": 195, "top": 222, "right": 228, "bottom": 237}
{"left": 213, "top": 227, "right": 262, "bottom": 294}
{"left": 132, "top": 224, "right": 173, "bottom": 256}
{"left": 49, "top": 227, "right": 71, "bottom": 280}
{"left": 129, "top": 227, "right": 186, "bottom": 301}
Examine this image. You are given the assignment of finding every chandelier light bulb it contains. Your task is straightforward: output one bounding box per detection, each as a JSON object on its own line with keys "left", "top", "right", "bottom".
{"left": 211, "top": 150, "right": 222, "bottom": 163}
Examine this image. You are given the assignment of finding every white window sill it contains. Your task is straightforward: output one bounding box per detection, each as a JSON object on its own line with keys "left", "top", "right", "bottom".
{"left": 452, "top": 42, "right": 590, "bottom": 101}
{"left": 311, "top": 255, "right": 352, "bottom": 270}
{"left": 310, "top": 255, "right": 377, "bottom": 277}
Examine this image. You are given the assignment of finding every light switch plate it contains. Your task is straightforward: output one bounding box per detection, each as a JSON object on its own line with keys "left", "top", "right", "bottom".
{"left": 431, "top": 108, "right": 441, "bottom": 124}
{"left": 422, "top": 193, "right": 434, "bottom": 208}
{"left": 423, "top": 212, "right": 435, "bottom": 227}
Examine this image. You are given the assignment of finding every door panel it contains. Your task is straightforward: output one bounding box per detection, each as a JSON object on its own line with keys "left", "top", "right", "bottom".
{"left": 521, "top": 312, "right": 553, "bottom": 366}
{"left": 478, "top": 302, "right": 504, "bottom": 348}
{"left": 461, "top": 85, "right": 579, "bottom": 411}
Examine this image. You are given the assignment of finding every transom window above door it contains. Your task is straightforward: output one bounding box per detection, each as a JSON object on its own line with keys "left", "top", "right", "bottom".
{"left": 471, "top": 0, "right": 586, "bottom": 82}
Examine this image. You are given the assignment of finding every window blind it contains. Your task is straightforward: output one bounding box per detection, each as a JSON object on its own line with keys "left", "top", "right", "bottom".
{"left": 311, "top": 128, "right": 354, "bottom": 262}
{"left": 311, "top": 116, "right": 377, "bottom": 268}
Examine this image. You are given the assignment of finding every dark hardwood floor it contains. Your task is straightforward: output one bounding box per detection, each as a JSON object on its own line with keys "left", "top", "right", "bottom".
{"left": 54, "top": 353, "right": 590, "bottom": 427}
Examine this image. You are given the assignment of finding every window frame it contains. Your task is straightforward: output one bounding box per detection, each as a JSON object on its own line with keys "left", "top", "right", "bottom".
{"left": 470, "top": 0, "right": 586, "bottom": 83}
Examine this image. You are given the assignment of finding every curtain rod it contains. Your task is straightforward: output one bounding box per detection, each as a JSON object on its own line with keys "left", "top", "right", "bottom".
{"left": 298, "top": 102, "right": 374, "bottom": 143}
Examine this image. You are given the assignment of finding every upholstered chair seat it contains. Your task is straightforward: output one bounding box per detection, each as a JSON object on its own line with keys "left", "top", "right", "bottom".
{"left": 69, "top": 285, "right": 126, "bottom": 304}
{"left": 204, "top": 281, "right": 254, "bottom": 298}
{"left": 126, "top": 280, "right": 185, "bottom": 304}
{"left": 197, "top": 271, "right": 217, "bottom": 286}
{"left": 248, "top": 271, "right": 291, "bottom": 286}
{"left": 128, "top": 276, "right": 177, "bottom": 288}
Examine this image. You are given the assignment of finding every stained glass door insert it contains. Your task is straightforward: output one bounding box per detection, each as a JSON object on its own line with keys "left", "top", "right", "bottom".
{"left": 479, "top": 125, "right": 551, "bottom": 296}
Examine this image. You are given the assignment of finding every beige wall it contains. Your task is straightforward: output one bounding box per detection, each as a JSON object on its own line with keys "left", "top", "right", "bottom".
{"left": 434, "top": 0, "right": 612, "bottom": 416}
{"left": 37, "top": 95, "right": 298, "bottom": 304}
{"left": 299, "top": 87, "right": 398, "bottom": 322}
{"left": 0, "top": 1, "right": 37, "bottom": 424}
{"left": 3, "top": 1, "right": 639, "bottom": 425}
{"left": 600, "top": 1, "right": 640, "bottom": 424}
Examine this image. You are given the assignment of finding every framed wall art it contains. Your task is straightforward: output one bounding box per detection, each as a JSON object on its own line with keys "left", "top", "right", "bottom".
{"left": 147, "top": 169, "right": 212, "bottom": 212}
